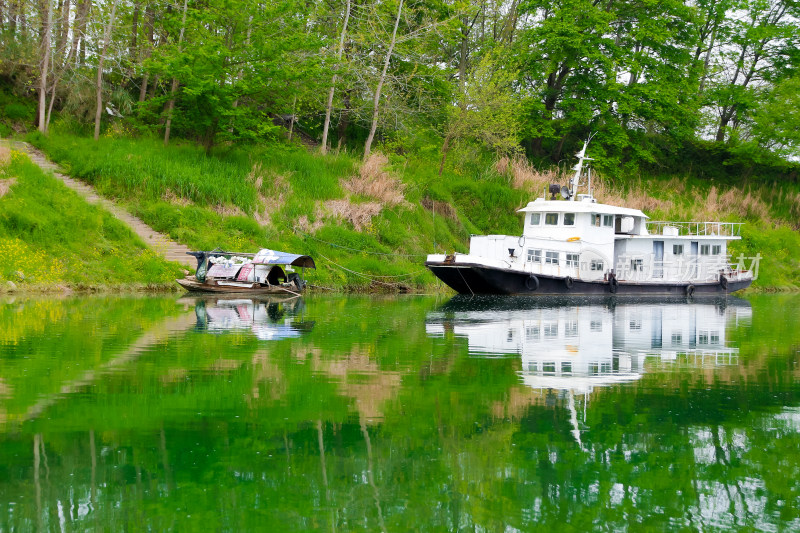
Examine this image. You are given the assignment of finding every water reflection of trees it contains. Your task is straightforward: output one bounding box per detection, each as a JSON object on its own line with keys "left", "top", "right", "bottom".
{"left": 0, "top": 296, "right": 799, "bottom": 530}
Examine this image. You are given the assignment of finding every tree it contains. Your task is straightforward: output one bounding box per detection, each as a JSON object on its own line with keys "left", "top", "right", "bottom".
{"left": 93, "top": 0, "right": 119, "bottom": 141}
{"left": 321, "top": 0, "right": 351, "bottom": 155}
{"left": 364, "top": 0, "right": 404, "bottom": 160}
{"left": 162, "top": 0, "right": 188, "bottom": 146}
{"left": 439, "top": 51, "right": 521, "bottom": 175}
{"left": 702, "top": 0, "right": 800, "bottom": 143}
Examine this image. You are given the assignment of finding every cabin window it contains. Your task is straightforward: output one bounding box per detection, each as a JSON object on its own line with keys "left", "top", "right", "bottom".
{"left": 545, "top": 213, "right": 559, "bottom": 225}
{"left": 590, "top": 260, "right": 604, "bottom": 271}
{"left": 563, "top": 213, "right": 576, "bottom": 226}
{"left": 672, "top": 332, "right": 683, "bottom": 345}
{"left": 561, "top": 362, "right": 572, "bottom": 375}
{"left": 591, "top": 320, "right": 603, "bottom": 332}
{"left": 544, "top": 322, "right": 558, "bottom": 337}
{"left": 593, "top": 214, "right": 602, "bottom": 226}
{"left": 700, "top": 244, "right": 710, "bottom": 255}
{"left": 529, "top": 213, "right": 541, "bottom": 225}
{"left": 673, "top": 244, "right": 684, "bottom": 255}
{"left": 565, "top": 320, "right": 578, "bottom": 337}
{"left": 542, "top": 362, "right": 556, "bottom": 375}
{"left": 565, "top": 253, "right": 579, "bottom": 267}
{"left": 603, "top": 215, "right": 614, "bottom": 227}
{"left": 527, "top": 249, "right": 542, "bottom": 263}
{"left": 712, "top": 245, "right": 721, "bottom": 255}
{"left": 526, "top": 326, "right": 540, "bottom": 340}
{"left": 631, "top": 258, "right": 644, "bottom": 271}
{"left": 545, "top": 251, "right": 559, "bottom": 265}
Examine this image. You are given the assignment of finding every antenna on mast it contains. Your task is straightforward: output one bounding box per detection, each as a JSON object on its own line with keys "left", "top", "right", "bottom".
{"left": 569, "top": 133, "right": 595, "bottom": 200}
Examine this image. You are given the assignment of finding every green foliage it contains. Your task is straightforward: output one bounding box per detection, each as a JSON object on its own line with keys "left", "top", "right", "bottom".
{"left": 0, "top": 149, "right": 183, "bottom": 287}
{"left": 1, "top": 294, "right": 800, "bottom": 529}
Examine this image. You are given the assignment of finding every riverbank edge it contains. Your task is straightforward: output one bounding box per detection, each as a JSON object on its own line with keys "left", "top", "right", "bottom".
{"left": 0, "top": 280, "right": 793, "bottom": 295}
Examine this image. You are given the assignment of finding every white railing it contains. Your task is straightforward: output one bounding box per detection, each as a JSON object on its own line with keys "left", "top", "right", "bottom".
{"left": 646, "top": 221, "right": 743, "bottom": 237}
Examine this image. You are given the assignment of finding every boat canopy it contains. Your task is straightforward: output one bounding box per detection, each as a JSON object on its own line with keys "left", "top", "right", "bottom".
{"left": 252, "top": 249, "right": 316, "bottom": 269}
{"left": 517, "top": 198, "right": 648, "bottom": 219}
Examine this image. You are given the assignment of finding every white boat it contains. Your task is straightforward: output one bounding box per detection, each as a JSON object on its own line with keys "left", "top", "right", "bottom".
{"left": 426, "top": 140, "right": 757, "bottom": 295}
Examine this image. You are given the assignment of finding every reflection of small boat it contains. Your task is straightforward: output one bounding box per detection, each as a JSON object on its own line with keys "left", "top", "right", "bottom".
{"left": 177, "top": 249, "right": 315, "bottom": 294}
{"left": 187, "top": 296, "right": 315, "bottom": 340}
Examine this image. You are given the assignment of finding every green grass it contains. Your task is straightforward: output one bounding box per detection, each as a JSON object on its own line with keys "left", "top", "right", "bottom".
{"left": 21, "top": 125, "right": 800, "bottom": 292}
{"left": 0, "top": 147, "right": 184, "bottom": 289}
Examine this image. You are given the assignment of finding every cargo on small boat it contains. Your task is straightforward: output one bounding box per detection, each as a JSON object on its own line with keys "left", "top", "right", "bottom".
{"left": 177, "top": 249, "right": 315, "bottom": 294}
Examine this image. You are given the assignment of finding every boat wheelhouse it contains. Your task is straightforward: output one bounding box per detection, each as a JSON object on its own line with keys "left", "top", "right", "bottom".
{"left": 177, "top": 248, "right": 315, "bottom": 294}
{"left": 426, "top": 141, "right": 757, "bottom": 296}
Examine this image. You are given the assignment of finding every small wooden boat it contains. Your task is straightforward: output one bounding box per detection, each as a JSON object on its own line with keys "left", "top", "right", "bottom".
{"left": 176, "top": 249, "right": 315, "bottom": 295}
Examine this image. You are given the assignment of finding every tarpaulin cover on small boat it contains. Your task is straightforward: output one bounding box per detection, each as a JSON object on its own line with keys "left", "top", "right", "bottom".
{"left": 252, "top": 249, "right": 316, "bottom": 269}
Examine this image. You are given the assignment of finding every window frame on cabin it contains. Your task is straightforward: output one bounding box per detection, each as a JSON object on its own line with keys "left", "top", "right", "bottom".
{"left": 565, "top": 253, "right": 579, "bottom": 268}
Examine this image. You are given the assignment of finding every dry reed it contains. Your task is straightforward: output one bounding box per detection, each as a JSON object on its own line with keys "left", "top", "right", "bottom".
{"left": 421, "top": 197, "right": 458, "bottom": 221}
{"left": 344, "top": 153, "right": 406, "bottom": 206}
{"left": 162, "top": 189, "right": 192, "bottom": 206}
{"left": 498, "top": 156, "right": 562, "bottom": 193}
{"left": 0, "top": 179, "right": 16, "bottom": 198}
{"left": 323, "top": 199, "right": 383, "bottom": 231}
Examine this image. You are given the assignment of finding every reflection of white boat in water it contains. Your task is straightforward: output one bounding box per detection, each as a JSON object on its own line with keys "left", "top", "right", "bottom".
{"left": 186, "top": 296, "right": 315, "bottom": 340}
{"left": 426, "top": 296, "right": 751, "bottom": 394}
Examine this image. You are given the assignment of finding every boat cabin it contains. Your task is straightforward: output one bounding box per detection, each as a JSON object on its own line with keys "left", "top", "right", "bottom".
{"left": 468, "top": 196, "right": 741, "bottom": 284}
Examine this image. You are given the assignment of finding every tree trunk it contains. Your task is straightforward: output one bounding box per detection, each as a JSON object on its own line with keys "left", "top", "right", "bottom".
{"left": 37, "top": 0, "right": 52, "bottom": 133}
{"left": 288, "top": 96, "right": 296, "bottom": 141}
{"left": 364, "top": 0, "right": 403, "bottom": 160}
{"left": 163, "top": 0, "right": 188, "bottom": 146}
{"left": 93, "top": 0, "right": 119, "bottom": 141}
{"left": 67, "top": 0, "right": 83, "bottom": 65}
{"left": 438, "top": 134, "right": 452, "bottom": 176}
{"left": 77, "top": 0, "right": 89, "bottom": 65}
{"left": 44, "top": 0, "right": 72, "bottom": 133}
{"left": 138, "top": 3, "right": 155, "bottom": 102}
{"left": 56, "top": 0, "right": 70, "bottom": 53}
{"left": 336, "top": 88, "right": 352, "bottom": 150}
{"left": 321, "top": 0, "right": 351, "bottom": 155}
{"left": 230, "top": 15, "right": 252, "bottom": 116}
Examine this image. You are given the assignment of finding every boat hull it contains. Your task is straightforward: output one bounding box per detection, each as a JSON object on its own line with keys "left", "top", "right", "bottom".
{"left": 176, "top": 277, "right": 302, "bottom": 295}
{"left": 425, "top": 261, "right": 752, "bottom": 296}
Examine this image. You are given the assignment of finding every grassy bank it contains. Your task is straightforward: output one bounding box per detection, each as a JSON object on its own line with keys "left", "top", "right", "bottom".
{"left": 0, "top": 144, "right": 184, "bottom": 291}
{"left": 20, "top": 127, "right": 800, "bottom": 292}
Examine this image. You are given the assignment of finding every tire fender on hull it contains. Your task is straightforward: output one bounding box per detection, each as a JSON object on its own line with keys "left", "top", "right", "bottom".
{"left": 608, "top": 276, "right": 618, "bottom": 293}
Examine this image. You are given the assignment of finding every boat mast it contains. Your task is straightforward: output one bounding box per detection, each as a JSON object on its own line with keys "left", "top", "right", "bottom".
{"left": 569, "top": 135, "right": 594, "bottom": 201}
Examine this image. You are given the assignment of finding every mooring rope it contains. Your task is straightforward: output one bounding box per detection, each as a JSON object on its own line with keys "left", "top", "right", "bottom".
{"left": 319, "top": 253, "right": 429, "bottom": 287}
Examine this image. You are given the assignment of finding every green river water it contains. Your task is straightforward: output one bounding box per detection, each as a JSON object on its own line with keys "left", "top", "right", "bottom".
{"left": 0, "top": 293, "right": 798, "bottom": 531}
